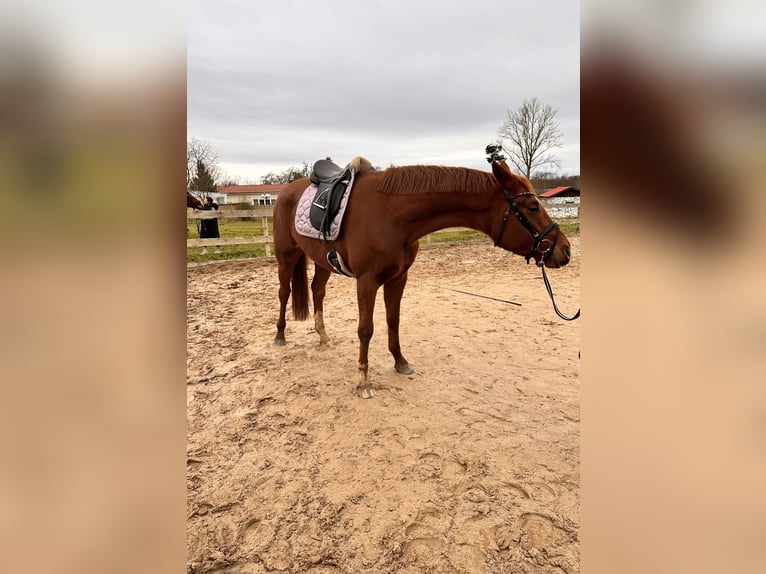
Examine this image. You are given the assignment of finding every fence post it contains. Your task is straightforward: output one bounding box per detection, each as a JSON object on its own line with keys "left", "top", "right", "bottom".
{"left": 576, "top": 201, "right": 580, "bottom": 233}
{"left": 262, "top": 216, "right": 272, "bottom": 256}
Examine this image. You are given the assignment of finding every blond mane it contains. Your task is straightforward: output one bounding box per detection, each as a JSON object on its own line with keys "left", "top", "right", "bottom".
{"left": 378, "top": 165, "right": 495, "bottom": 195}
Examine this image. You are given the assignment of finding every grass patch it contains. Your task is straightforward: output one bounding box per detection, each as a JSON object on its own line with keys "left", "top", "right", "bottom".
{"left": 427, "top": 229, "right": 485, "bottom": 243}
{"left": 187, "top": 244, "right": 271, "bottom": 263}
{"left": 187, "top": 218, "right": 274, "bottom": 263}
{"left": 559, "top": 218, "right": 580, "bottom": 234}
{"left": 425, "top": 220, "right": 579, "bottom": 244}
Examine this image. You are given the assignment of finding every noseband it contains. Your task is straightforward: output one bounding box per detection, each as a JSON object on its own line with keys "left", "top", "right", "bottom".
{"left": 494, "top": 188, "right": 580, "bottom": 321}
{"left": 493, "top": 189, "right": 560, "bottom": 265}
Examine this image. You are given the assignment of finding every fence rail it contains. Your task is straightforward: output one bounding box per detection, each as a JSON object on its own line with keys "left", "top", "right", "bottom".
{"left": 186, "top": 207, "right": 469, "bottom": 257}
{"left": 187, "top": 201, "right": 579, "bottom": 259}
{"left": 188, "top": 207, "right": 275, "bottom": 256}
{"left": 191, "top": 207, "right": 274, "bottom": 219}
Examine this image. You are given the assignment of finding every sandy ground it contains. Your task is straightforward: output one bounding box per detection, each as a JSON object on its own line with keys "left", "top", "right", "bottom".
{"left": 187, "top": 236, "right": 580, "bottom": 574}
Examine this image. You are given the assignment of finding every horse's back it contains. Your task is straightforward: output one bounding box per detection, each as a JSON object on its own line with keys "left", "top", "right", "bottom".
{"left": 277, "top": 177, "right": 310, "bottom": 206}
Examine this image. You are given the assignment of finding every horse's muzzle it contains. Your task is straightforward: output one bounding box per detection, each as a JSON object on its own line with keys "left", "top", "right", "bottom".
{"left": 545, "top": 244, "right": 571, "bottom": 268}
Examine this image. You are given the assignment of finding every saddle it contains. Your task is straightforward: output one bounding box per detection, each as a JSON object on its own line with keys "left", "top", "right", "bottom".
{"left": 309, "top": 159, "right": 353, "bottom": 237}
{"left": 310, "top": 159, "right": 344, "bottom": 184}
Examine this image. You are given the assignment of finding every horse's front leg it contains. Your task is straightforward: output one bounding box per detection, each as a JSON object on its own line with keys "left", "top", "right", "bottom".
{"left": 311, "top": 264, "right": 333, "bottom": 345}
{"left": 384, "top": 272, "right": 413, "bottom": 375}
{"left": 355, "top": 275, "right": 379, "bottom": 399}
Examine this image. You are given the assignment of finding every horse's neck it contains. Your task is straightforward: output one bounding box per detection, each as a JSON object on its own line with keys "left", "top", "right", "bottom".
{"left": 403, "top": 190, "right": 498, "bottom": 241}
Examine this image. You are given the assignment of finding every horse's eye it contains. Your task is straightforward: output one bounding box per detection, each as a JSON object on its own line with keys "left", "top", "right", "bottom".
{"left": 528, "top": 204, "right": 540, "bottom": 212}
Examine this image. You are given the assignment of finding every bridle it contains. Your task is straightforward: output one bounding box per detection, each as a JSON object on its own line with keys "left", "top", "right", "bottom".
{"left": 493, "top": 189, "right": 560, "bottom": 264}
{"left": 494, "top": 188, "right": 580, "bottom": 321}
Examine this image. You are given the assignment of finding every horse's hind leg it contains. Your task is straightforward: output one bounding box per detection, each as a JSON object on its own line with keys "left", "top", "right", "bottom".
{"left": 274, "top": 250, "right": 301, "bottom": 346}
{"left": 311, "top": 264, "right": 333, "bottom": 346}
{"left": 384, "top": 272, "right": 413, "bottom": 375}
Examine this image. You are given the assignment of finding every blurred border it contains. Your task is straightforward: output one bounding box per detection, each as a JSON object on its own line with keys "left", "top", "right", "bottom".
{"left": 582, "top": 1, "right": 766, "bottom": 573}
{"left": 3, "top": 1, "right": 766, "bottom": 573}
{"left": 0, "top": 2, "right": 187, "bottom": 573}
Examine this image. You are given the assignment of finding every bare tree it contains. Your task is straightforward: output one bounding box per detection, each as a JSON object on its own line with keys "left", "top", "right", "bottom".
{"left": 217, "top": 173, "right": 241, "bottom": 187}
{"left": 495, "top": 98, "right": 563, "bottom": 180}
{"left": 260, "top": 162, "right": 310, "bottom": 184}
{"left": 187, "top": 137, "right": 220, "bottom": 186}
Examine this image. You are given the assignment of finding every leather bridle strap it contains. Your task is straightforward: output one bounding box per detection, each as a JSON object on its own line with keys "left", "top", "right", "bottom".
{"left": 494, "top": 187, "right": 581, "bottom": 321}
{"left": 494, "top": 189, "right": 560, "bottom": 263}
{"left": 493, "top": 201, "right": 513, "bottom": 248}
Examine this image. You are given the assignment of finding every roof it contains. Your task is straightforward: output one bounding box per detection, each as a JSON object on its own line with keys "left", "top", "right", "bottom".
{"left": 539, "top": 186, "right": 579, "bottom": 198}
{"left": 218, "top": 184, "right": 286, "bottom": 195}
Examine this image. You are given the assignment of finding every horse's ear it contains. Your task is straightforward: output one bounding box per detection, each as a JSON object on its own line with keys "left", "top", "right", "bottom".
{"left": 491, "top": 160, "right": 516, "bottom": 186}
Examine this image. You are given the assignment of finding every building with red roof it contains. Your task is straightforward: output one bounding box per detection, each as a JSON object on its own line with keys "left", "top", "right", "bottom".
{"left": 538, "top": 186, "right": 580, "bottom": 218}
{"left": 538, "top": 186, "right": 580, "bottom": 198}
{"left": 218, "top": 184, "right": 286, "bottom": 205}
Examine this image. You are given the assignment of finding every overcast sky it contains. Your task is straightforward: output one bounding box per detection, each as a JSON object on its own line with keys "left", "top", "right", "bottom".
{"left": 188, "top": 0, "right": 580, "bottom": 183}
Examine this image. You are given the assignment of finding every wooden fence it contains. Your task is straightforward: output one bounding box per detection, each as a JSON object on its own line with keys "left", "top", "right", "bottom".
{"left": 187, "top": 201, "right": 579, "bottom": 258}
{"left": 186, "top": 206, "right": 470, "bottom": 257}
{"left": 187, "top": 206, "right": 276, "bottom": 256}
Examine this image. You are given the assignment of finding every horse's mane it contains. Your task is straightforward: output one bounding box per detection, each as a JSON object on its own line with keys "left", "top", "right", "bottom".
{"left": 378, "top": 165, "right": 495, "bottom": 195}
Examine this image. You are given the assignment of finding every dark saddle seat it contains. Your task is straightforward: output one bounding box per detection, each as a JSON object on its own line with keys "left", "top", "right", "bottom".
{"left": 309, "top": 159, "right": 353, "bottom": 237}
{"left": 310, "top": 159, "right": 344, "bottom": 184}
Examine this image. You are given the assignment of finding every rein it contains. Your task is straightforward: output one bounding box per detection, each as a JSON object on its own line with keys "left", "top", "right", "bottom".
{"left": 540, "top": 264, "right": 581, "bottom": 321}
{"left": 494, "top": 189, "right": 581, "bottom": 321}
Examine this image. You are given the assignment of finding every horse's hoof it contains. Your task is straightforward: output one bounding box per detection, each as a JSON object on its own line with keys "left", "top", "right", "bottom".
{"left": 356, "top": 386, "right": 375, "bottom": 399}
{"left": 395, "top": 363, "right": 414, "bottom": 375}
{"left": 319, "top": 337, "right": 333, "bottom": 347}
{"left": 273, "top": 338, "right": 286, "bottom": 347}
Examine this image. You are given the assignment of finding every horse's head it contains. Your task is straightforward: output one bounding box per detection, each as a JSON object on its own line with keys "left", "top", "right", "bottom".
{"left": 490, "top": 161, "right": 571, "bottom": 269}
{"left": 187, "top": 190, "right": 204, "bottom": 210}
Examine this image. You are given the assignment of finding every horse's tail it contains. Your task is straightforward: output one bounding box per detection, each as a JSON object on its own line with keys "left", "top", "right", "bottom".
{"left": 291, "top": 253, "right": 310, "bottom": 321}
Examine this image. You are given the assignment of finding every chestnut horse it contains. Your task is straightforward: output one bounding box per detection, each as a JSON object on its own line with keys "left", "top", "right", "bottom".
{"left": 273, "top": 159, "right": 572, "bottom": 398}
{"left": 187, "top": 190, "right": 204, "bottom": 209}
